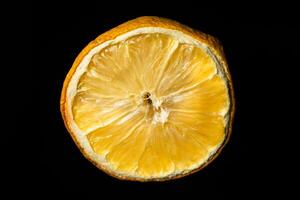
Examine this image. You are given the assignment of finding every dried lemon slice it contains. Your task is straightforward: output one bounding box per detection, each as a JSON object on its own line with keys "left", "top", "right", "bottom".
{"left": 61, "top": 16, "right": 235, "bottom": 181}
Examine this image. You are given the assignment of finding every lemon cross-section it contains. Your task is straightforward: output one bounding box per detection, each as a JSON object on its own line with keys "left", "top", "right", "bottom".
{"left": 70, "top": 32, "right": 230, "bottom": 179}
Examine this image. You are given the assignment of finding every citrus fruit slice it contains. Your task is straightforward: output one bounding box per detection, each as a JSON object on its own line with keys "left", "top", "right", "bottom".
{"left": 60, "top": 16, "right": 235, "bottom": 181}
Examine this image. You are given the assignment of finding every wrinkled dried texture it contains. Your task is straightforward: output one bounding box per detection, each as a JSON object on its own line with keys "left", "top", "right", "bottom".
{"left": 60, "top": 16, "right": 235, "bottom": 181}
{"left": 72, "top": 33, "right": 229, "bottom": 178}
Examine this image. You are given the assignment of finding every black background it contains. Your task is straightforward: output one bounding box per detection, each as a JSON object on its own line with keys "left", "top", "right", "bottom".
{"left": 32, "top": 2, "right": 298, "bottom": 197}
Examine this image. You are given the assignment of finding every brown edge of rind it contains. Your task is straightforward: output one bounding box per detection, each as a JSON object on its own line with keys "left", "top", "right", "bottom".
{"left": 60, "top": 16, "right": 235, "bottom": 182}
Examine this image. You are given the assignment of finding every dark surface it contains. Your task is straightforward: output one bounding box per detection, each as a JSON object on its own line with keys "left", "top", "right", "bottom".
{"left": 33, "top": 2, "right": 298, "bottom": 197}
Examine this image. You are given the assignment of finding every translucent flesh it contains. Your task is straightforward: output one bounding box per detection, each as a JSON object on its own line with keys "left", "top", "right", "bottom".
{"left": 72, "top": 33, "right": 229, "bottom": 177}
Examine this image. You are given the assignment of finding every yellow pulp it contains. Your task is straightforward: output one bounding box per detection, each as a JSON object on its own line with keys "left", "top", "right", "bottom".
{"left": 72, "top": 33, "right": 229, "bottom": 178}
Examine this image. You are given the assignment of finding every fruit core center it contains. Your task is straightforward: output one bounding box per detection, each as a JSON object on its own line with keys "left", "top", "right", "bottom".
{"left": 142, "top": 92, "right": 169, "bottom": 124}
